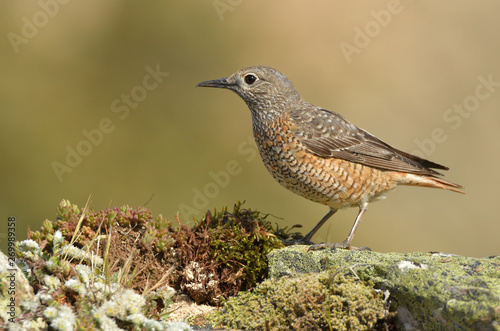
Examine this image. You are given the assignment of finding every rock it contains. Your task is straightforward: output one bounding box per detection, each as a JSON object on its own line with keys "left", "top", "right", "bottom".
{"left": 268, "top": 246, "right": 500, "bottom": 330}
{"left": 210, "top": 267, "right": 389, "bottom": 330}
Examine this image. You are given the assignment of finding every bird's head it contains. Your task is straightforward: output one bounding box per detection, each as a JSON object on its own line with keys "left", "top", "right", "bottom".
{"left": 197, "top": 66, "right": 302, "bottom": 116}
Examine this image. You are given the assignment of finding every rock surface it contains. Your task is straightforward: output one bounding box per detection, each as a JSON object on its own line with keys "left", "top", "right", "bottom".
{"left": 268, "top": 246, "right": 500, "bottom": 330}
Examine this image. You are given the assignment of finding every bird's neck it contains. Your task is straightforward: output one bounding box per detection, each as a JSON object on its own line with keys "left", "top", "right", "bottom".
{"left": 247, "top": 93, "right": 305, "bottom": 122}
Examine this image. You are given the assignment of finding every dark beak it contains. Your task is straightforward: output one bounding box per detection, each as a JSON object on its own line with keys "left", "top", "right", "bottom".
{"left": 196, "top": 77, "right": 235, "bottom": 89}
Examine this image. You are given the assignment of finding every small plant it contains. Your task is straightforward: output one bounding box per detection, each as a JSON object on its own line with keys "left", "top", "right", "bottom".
{"left": 29, "top": 199, "right": 155, "bottom": 250}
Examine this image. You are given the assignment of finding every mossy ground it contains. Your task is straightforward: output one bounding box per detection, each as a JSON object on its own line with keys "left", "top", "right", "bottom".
{"left": 6, "top": 199, "right": 495, "bottom": 330}
{"left": 3, "top": 199, "right": 286, "bottom": 330}
{"left": 26, "top": 200, "right": 284, "bottom": 305}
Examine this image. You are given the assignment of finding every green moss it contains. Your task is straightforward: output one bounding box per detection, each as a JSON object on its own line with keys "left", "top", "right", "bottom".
{"left": 174, "top": 201, "right": 285, "bottom": 304}
{"left": 210, "top": 271, "right": 387, "bottom": 330}
{"left": 207, "top": 202, "right": 285, "bottom": 287}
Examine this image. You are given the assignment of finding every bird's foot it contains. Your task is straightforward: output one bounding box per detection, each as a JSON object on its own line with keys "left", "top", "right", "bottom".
{"left": 307, "top": 241, "right": 371, "bottom": 251}
{"left": 281, "top": 236, "right": 314, "bottom": 246}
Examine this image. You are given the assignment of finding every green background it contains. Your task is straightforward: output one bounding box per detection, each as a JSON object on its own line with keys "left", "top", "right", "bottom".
{"left": 1, "top": 1, "right": 499, "bottom": 257}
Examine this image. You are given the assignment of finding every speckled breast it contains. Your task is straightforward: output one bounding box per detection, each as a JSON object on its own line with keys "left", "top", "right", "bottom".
{"left": 251, "top": 116, "right": 397, "bottom": 209}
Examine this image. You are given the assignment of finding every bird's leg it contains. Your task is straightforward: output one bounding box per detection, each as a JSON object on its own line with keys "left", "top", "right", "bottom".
{"left": 336, "top": 202, "right": 370, "bottom": 250}
{"left": 309, "top": 202, "right": 371, "bottom": 251}
{"left": 303, "top": 209, "right": 337, "bottom": 243}
{"left": 283, "top": 209, "right": 337, "bottom": 246}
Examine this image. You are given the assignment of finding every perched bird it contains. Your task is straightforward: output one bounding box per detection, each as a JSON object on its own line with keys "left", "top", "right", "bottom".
{"left": 197, "top": 66, "right": 464, "bottom": 250}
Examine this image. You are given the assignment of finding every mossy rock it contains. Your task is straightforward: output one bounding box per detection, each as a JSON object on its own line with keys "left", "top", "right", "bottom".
{"left": 268, "top": 246, "right": 500, "bottom": 330}
{"left": 210, "top": 270, "right": 389, "bottom": 330}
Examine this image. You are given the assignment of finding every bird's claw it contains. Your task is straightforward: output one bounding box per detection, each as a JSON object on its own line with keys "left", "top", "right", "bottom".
{"left": 307, "top": 241, "right": 371, "bottom": 252}
{"left": 281, "top": 237, "right": 314, "bottom": 246}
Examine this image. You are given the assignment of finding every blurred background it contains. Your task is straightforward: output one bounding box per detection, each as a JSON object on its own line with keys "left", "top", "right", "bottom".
{"left": 1, "top": 1, "right": 499, "bottom": 257}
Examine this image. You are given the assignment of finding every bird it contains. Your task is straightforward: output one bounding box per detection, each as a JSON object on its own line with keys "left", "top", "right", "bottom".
{"left": 196, "top": 66, "right": 464, "bottom": 250}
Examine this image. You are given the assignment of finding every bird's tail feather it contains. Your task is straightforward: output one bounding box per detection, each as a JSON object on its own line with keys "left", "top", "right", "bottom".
{"left": 399, "top": 173, "right": 465, "bottom": 194}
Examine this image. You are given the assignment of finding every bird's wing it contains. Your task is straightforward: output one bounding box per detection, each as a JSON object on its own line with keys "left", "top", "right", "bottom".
{"left": 289, "top": 107, "right": 448, "bottom": 176}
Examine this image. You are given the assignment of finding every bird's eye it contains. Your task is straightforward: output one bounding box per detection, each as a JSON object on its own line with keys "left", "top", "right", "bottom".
{"left": 244, "top": 74, "right": 258, "bottom": 85}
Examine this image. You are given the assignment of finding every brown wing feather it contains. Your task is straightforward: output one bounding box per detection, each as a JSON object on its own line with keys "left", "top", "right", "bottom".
{"left": 289, "top": 107, "right": 449, "bottom": 176}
